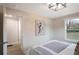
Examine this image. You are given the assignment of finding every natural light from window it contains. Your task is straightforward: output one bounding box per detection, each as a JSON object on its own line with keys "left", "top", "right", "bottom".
{"left": 66, "top": 19, "right": 79, "bottom": 42}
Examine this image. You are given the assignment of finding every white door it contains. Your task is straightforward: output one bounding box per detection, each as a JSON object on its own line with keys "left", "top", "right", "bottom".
{"left": 6, "top": 18, "right": 19, "bottom": 45}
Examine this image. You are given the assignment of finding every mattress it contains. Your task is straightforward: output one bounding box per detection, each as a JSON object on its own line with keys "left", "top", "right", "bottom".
{"left": 26, "top": 40, "right": 76, "bottom": 55}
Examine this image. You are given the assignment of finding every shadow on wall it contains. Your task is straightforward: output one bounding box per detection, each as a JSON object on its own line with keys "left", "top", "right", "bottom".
{"left": 0, "top": 6, "right": 3, "bottom": 55}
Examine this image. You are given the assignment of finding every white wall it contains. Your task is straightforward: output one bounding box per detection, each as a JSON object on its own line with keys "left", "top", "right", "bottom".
{"left": 22, "top": 15, "right": 52, "bottom": 50}
{"left": 51, "top": 13, "right": 79, "bottom": 41}
{"left": 5, "top": 8, "right": 53, "bottom": 53}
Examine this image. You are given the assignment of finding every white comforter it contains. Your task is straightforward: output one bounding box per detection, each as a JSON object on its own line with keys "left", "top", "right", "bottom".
{"left": 26, "top": 40, "right": 76, "bottom": 55}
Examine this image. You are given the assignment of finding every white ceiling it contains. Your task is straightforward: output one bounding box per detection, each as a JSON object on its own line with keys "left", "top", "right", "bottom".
{"left": 1, "top": 3, "right": 79, "bottom": 18}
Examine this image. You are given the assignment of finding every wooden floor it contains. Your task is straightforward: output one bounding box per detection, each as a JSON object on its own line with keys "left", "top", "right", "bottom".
{"left": 7, "top": 44, "right": 24, "bottom": 55}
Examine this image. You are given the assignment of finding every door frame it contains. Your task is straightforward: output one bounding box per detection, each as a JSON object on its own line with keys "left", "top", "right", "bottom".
{"left": 3, "top": 6, "right": 7, "bottom": 55}
{"left": 3, "top": 13, "right": 23, "bottom": 55}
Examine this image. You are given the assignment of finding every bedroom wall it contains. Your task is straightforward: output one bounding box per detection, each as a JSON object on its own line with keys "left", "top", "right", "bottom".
{"left": 5, "top": 8, "right": 52, "bottom": 52}
{"left": 51, "top": 12, "right": 79, "bottom": 41}
{"left": 51, "top": 19, "right": 65, "bottom": 40}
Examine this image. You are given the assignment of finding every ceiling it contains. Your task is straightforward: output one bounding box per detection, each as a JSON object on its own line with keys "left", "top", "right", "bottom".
{"left": 1, "top": 3, "right": 79, "bottom": 18}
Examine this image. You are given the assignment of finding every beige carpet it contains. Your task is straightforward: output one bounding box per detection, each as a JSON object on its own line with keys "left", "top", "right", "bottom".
{"left": 7, "top": 44, "right": 24, "bottom": 55}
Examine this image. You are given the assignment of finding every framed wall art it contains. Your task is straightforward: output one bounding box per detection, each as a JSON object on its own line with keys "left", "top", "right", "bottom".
{"left": 35, "top": 20, "right": 45, "bottom": 36}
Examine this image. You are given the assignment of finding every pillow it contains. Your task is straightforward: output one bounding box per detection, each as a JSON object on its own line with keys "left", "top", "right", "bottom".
{"left": 74, "top": 42, "right": 79, "bottom": 55}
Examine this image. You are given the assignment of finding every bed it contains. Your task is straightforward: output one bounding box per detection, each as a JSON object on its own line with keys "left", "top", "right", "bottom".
{"left": 26, "top": 40, "right": 76, "bottom": 55}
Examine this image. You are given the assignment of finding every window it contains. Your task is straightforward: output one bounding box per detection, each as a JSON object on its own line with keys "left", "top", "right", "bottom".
{"left": 66, "top": 19, "right": 79, "bottom": 42}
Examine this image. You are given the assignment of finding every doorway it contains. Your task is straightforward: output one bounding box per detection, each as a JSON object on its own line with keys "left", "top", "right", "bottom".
{"left": 4, "top": 15, "right": 23, "bottom": 55}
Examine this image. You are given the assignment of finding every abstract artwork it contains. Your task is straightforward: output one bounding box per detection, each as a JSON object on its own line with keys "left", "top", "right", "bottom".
{"left": 35, "top": 20, "right": 45, "bottom": 36}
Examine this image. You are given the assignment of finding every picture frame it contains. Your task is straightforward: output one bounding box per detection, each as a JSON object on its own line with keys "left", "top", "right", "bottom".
{"left": 35, "top": 20, "right": 45, "bottom": 36}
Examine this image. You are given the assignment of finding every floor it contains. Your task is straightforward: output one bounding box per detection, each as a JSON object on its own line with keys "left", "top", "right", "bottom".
{"left": 7, "top": 44, "right": 24, "bottom": 55}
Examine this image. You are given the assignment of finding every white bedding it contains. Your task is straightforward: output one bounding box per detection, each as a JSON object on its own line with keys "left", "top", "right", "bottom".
{"left": 26, "top": 40, "right": 76, "bottom": 55}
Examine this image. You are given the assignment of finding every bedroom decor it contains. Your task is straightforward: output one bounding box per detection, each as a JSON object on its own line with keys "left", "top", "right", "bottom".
{"left": 48, "top": 3, "right": 66, "bottom": 11}
{"left": 26, "top": 40, "right": 76, "bottom": 55}
{"left": 35, "top": 20, "right": 45, "bottom": 36}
